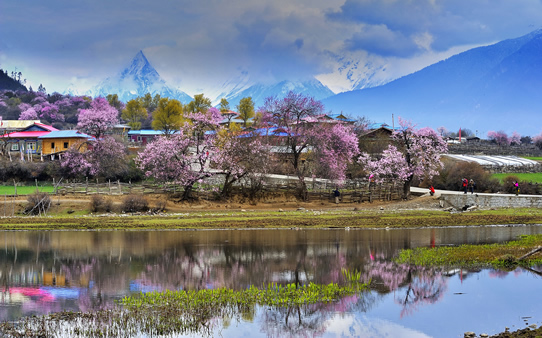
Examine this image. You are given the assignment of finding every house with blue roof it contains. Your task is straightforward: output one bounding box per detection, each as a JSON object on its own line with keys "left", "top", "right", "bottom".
{"left": 38, "top": 130, "right": 94, "bottom": 155}
{"left": 127, "top": 130, "right": 167, "bottom": 145}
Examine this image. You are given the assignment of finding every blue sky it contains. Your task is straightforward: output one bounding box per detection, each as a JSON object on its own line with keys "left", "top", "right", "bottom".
{"left": 1, "top": 0, "right": 541, "bottom": 95}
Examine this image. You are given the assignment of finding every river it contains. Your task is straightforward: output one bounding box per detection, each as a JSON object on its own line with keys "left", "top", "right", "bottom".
{"left": 0, "top": 225, "right": 541, "bottom": 337}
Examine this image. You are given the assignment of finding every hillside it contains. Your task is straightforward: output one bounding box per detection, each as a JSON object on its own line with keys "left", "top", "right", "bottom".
{"left": 322, "top": 29, "right": 542, "bottom": 135}
{"left": 0, "top": 70, "right": 27, "bottom": 91}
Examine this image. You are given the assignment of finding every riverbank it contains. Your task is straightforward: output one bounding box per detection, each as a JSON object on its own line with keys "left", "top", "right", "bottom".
{"left": 2, "top": 194, "right": 542, "bottom": 230}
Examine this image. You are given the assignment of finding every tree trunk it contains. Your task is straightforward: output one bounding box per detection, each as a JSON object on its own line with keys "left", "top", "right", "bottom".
{"left": 182, "top": 184, "right": 193, "bottom": 201}
{"left": 403, "top": 177, "right": 412, "bottom": 200}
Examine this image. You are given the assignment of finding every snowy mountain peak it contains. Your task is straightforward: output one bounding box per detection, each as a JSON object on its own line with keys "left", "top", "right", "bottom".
{"left": 121, "top": 50, "right": 159, "bottom": 81}
{"left": 89, "top": 51, "right": 192, "bottom": 104}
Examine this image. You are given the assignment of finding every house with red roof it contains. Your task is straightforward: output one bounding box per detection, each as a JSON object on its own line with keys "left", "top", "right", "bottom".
{"left": 1, "top": 123, "right": 58, "bottom": 154}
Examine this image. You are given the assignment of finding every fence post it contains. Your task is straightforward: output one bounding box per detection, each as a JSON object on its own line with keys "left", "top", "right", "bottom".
{"left": 109, "top": 180, "right": 111, "bottom": 195}
{"left": 13, "top": 180, "right": 17, "bottom": 197}
{"left": 118, "top": 180, "right": 121, "bottom": 195}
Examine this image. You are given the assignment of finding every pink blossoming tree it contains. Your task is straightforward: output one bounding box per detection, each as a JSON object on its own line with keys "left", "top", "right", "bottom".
{"left": 260, "top": 91, "right": 359, "bottom": 195}
{"left": 509, "top": 131, "right": 521, "bottom": 145}
{"left": 60, "top": 136, "right": 128, "bottom": 179}
{"left": 212, "top": 129, "right": 269, "bottom": 197}
{"left": 534, "top": 133, "right": 542, "bottom": 150}
{"left": 359, "top": 118, "right": 447, "bottom": 198}
{"left": 486, "top": 130, "right": 510, "bottom": 146}
{"left": 312, "top": 123, "right": 360, "bottom": 182}
{"left": 77, "top": 97, "right": 119, "bottom": 138}
{"left": 136, "top": 109, "right": 223, "bottom": 200}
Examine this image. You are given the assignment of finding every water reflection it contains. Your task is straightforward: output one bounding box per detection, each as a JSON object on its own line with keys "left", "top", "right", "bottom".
{"left": 0, "top": 226, "right": 541, "bottom": 337}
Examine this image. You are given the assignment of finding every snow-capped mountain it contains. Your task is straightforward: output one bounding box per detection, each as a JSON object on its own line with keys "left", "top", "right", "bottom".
{"left": 317, "top": 56, "right": 390, "bottom": 94}
{"left": 322, "top": 28, "right": 542, "bottom": 135}
{"left": 90, "top": 51, "right": 193, "bottom": 103}
{"left": 210, "top": 70, "right": 253, "bottom": 105}
{"left": 223, "top": 78, "right": 335, "bottom": 109}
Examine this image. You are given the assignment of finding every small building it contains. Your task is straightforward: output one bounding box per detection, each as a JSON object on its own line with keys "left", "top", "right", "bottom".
{"left": 127, "top": 130, "right": 166, "bottom": 145}
{"left": 38, "top": 130, "right": 94, "bottom": 155}
{"left": 0, "top": 120, "right": 42, "bottom": 134}
{"left": 110, "top": 124, "right": 132, "bottom": 136}
{"left": 0, "top": 123, "right": 58, "bottom": 154}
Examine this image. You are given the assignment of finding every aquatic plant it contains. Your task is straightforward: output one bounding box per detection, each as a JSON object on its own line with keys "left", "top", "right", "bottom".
{"left": 0, "top": 280, "right": 368, "bottom": 337}
{"left": 395, "top": 234, "right": 542, "bottom": 268}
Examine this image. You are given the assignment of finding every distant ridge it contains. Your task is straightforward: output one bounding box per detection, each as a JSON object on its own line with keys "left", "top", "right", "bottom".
{"left": 0, "top": 70, "right": 27, "bottom": 92}
{"left": 322, "top": 29, "right": 542, "bottom": 135}
{"left": 223, "top": 78, "right": 335, "bottom": 108}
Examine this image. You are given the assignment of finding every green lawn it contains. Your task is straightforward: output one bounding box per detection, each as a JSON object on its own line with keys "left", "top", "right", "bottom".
{"left": 0, "top": 185, "right": 56, "bottom": 195}
{"left": 491, "top": 172, "right": 542, "bottom": 183}
{"left": 522, "top": 156, "right": 542, "bottom": 161}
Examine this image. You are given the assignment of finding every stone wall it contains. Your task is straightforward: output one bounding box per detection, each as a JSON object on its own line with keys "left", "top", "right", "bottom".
{"left": 448, "top": 142, "right": 542, "bottom": 157}
{"left": 439, "top": 193, "right": 542, "bottom": 209}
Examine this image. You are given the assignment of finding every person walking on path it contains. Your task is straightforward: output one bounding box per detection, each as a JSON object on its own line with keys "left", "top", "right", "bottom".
{"left": 334, "top": 187, "right": 341, "bottom": 204}
{"left": 429, "top": 185, "right": 435, "bottom": 196}
{"left": 514, "top": 181, "right": 520, "bottom": 195}
{"left": 462, "top": 178, "right": 468, "bottom": 194}
{"left": 469, "top": 179, "right": 476, "bottom": 194}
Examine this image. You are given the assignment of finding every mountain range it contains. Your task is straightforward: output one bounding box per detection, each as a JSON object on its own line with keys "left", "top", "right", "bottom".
{"left": 60, "top": 29, "right": 542, "bottom": 135}
{"left": 322, "top": 29, "right": 542, "bottom": 135}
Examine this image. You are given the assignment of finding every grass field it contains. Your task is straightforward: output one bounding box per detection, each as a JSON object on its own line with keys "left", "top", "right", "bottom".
{"left": 0, "top": 185, "right": 55, "bottom": 195}
{"left": 491, "top": 172, "right": 542, "bottom": 183}
{"left": 522, "top": 156, "right": 542, "bottom": 161}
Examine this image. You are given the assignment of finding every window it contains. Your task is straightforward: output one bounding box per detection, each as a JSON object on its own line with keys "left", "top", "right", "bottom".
{"left": 10, "top": 143, "right": 19, "bottom": 151}
{"left": 27, "top": 142, "right": 36, "bottom": 151}
{"left": 137, "top": 136, "right": 142, "bottom": 141}
{"left": 64, "top": 142, "right": 69, "bottom": 149}
{"left": 51, "top": 142, "right": 55, "bottom": 151}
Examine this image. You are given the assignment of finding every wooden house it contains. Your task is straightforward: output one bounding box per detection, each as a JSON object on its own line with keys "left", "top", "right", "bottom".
{"left": 38, "top": 130, "right": 94, "bottom": 155}
{"left": 0, "top": 123, "right": 57, "bottom": 154}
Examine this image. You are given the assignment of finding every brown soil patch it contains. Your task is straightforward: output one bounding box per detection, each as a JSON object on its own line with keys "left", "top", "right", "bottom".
{"left": 8, "top": 192, "right": 443, "bottom": 215}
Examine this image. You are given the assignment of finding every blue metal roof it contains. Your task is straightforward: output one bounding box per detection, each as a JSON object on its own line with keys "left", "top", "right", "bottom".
{"left": 38, "top": 130, "right": 94, "bottom": 140}
{"left": 128, "top": 129, "right": 166, "bottom": 136}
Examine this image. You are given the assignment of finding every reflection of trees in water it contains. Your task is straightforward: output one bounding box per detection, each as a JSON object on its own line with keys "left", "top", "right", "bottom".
{"left": 362, "top": 257, "right": 447, "bottom": 317}
{"left": 396, "top": 268, "right": 446, "bottom": 318}
{"left": 0, "top": 234, "right": 450, "bottom": 324}
{"left": 260, "top": 291, "right": 379, "bottom": 337}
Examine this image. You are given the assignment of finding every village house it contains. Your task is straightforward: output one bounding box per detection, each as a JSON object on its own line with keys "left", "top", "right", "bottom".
{"left": 127, "top": 129, "right": 166, "bottom": 145}
{"left": 0, "top": 122, "right": 58, "bottom": 154}
{"left": 38, "top": 130, "right": 94, "bottom": 155}
{"left": 0, "top": 120, "right": 41, "bottom": 134}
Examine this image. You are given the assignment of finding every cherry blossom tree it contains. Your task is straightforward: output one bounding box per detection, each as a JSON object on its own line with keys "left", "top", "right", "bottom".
{"left": 534, "top": 133, "right": 542, "bottom": 150}
{"left": 311, "top": 123, "right": 359, "bottom": 182}
{"left": 136, "top": 109, "right": 223, "bottom": 200}
{"left": 487, "top": 130, "right": 510, "bottom": 146}
{"left": 260, "top": 91, "right": 359, "bottom": 195}
{"left": 60, "top": 136, "right": 128, "bottom": 179}
{"left": 359, "top": 118, "right": 447, "bottom": 198}
{"left": 77, "top": 97, "right": 119, "bottom": 138}
{"left": 212, "top": 128, "right": 269, "bottom": 197}
{"left": 509, "top": 131, "right": 521, "bottom": 145}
